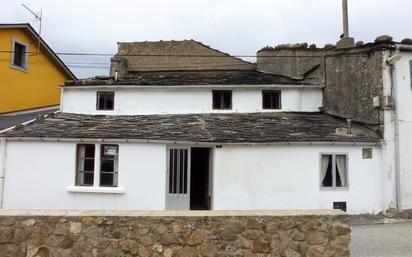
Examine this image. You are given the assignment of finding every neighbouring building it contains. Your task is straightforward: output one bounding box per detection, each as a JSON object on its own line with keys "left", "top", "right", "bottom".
{"left": 0, "top": 41, "right": 385, "bottom": 214}
{"left": 257, "top": 35, "right": 412, "bottom": 211}
{"left": 0, "top": 23, "right": 76, "bottom": 114}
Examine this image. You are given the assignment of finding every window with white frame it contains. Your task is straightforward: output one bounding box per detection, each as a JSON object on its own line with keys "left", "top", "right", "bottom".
{"left": 11, "top": 39, "right": 28, "bottom": 71}
{"left": 75, "top": 144, "right": 119, "bottom": 187}
{"left": 100, "top": 145, "right": 119, "bottom": 187}
{"left": 320, "top": 154, "right": 347, "bottom": 188}
{"left": 76, "top": 144, "right": 95, "bottom": 186}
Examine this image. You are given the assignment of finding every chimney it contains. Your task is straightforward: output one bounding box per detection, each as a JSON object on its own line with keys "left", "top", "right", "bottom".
{"left": 337, "top": 0, "right": 355, "bottom": 48}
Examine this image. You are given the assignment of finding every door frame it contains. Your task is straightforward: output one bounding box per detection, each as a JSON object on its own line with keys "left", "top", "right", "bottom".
{"left": 165, "top": 145, "right": 213, "bottom": 210}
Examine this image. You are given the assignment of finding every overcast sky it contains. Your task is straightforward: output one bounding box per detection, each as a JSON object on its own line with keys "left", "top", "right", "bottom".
{"left": 2, "top": 0, "right": 411, "bottom": 78}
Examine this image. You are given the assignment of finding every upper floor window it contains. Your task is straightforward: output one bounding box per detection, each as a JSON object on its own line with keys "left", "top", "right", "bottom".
{"left": 321, "top": 154, "right": 347, "bottom": 189}
{"left": 97, "top": 92, "right": 114, "bottom": 110}
{"left": 262, "top": 90, "right": 281, "bottom": 109}
{"left": 212, "top": 90, "right": 232, "bottom": 110}
{"left": 11, "top": 39, "right": 28, "bottom": 71}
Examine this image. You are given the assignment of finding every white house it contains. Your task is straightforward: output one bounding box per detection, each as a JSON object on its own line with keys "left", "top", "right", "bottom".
{"left": 0, "top": 41, "right": 386, "bottom": 214}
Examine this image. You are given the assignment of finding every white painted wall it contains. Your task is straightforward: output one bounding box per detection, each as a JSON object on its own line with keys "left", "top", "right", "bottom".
{"left": 213, "top": 145, "right": 384, "bottom": 214}
{"left": 2, "top": 141, "right": 166, "bottom": 210}
{"left": 61, "top": 87, "right": 322, "bottom": 115}
{"left": 2, "top": 141, "right": 385, "bottom": 214}
{"left": 394, "top": 51, "right": 412, "bottom": 209}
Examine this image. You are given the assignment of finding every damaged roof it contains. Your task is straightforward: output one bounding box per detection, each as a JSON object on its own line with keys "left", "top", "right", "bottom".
{"left": 64, "top": 70, "right": 319, "bottom": 87}
{"left": 1, "top": 112, "right": 380, "bottom": 143}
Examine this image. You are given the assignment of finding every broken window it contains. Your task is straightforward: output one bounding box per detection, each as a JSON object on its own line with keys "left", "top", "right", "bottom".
{"left": 100, "top": 145, "right": 119, "bottom": 187}
{"left": 11, "top": 40, "right": 28, "bottom": 70}
{"left": 321, "top": 154, "right": 347, "bottom": 188}
{"left": 262, "top": 90, "right": 281, "bottom": 109}
{"left": 76, "top": 144, "right": 95, "bottom": 186}
{"left": 96, "top": 92, "right": 114, "bottom": 110}
{"left": 212, "top": 90, "right": 232, "bottom": 110}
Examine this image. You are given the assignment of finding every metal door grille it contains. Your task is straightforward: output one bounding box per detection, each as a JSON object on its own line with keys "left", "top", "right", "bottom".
{"left": 168, "top": 149, "right": 188, "bottom": 195}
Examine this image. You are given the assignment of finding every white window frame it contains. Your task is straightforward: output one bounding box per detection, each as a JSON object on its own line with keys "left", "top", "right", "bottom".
{"left": 10, "top": 37, "right": 29, "bottom": 72}
{"left": 67, "top": 143, "right": 124, "bottom": 194}
{"left": 319, "top": 152, "right": 349, "bottom": 191}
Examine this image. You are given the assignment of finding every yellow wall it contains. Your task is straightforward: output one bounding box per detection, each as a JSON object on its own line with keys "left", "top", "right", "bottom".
{"left": 0, "top": 28, "right": 71, "bottom": 113}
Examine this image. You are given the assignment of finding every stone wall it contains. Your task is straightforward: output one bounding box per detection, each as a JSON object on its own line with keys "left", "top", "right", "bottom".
{"left": 0, "top": 210, "right": 350, "bottom": 257}
{"left": 257, "top": 45, "right": 385, "bottom": 125}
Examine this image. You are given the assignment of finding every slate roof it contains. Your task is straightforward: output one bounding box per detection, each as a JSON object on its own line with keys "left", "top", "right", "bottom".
{"left": 64, "top": 70, "right": 319, "bottom": 87}
{"left": 1, "top": 112, "right": 380, "bottom": 143}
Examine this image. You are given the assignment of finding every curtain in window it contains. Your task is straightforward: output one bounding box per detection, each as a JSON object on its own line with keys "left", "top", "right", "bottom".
{"left": 336, "top": 155, "right": 346, "bottom": 187}
{"left": 321, "top": 155, "right": 329, "bottom": 183}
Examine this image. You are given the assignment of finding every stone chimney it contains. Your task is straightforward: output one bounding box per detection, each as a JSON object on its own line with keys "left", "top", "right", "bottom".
{"left": 336, "top": 0, "right": 355, "bottom": 48}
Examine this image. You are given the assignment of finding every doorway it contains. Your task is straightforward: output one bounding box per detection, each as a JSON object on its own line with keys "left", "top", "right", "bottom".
{"left": 190, "top": 147, "right": 211, "bottom": 210}
{"left": 166, "top": 147, "right": 211, "bottom": 210}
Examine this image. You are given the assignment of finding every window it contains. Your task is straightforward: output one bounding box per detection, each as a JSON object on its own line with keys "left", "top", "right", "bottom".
{"left": 11, "top": 39, "right": 28, "bottom": 70}
{"left": 262, "top": 90, "right": 281, "bottom": 109}
{"left": 320, "top": 154, "right": 347, "bottom": 188}
{"left": 100, "top": 145, "right": 119, "bottom": 187}
{"left": 76, "top": 144, "right": 95, "bottom": 186}
{"left": 97, "top": 92, "right": 114, "bottom": 110}
{"left": 212, "top": 90, "right": 232, "bottom": 110}
{"left": 362, "top": 148, "right": 373, "bottom": 159}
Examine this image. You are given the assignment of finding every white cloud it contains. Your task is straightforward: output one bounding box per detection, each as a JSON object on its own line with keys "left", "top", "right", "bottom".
{"left": 1, "top": 0, "right": 411, "bottom": 78}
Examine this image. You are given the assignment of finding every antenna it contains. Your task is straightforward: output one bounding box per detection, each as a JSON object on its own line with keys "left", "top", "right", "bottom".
{"left": 22, "top": 4, "right": 42, "bottom": 53}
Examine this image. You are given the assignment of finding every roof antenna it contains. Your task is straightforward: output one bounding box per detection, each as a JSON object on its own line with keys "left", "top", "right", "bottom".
{"left": 22, "top": 4, "right": 42, "bottom": 53}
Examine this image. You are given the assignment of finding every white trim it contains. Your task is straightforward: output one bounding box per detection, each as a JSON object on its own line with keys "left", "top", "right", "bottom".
{"left": 62, "top": 84, "right": 322, "bottom": 90}
{"left": 3, "top": 137, "right": 382, "bottom": 146}
{"left": 66, "top": 186, "right": 125, "bottom": 194}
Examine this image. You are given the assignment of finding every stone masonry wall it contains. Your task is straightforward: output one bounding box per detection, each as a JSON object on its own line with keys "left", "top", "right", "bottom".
{"left": 257, "top": 45, "right": 384, "bottom": 125}
{"left": 0, "top": 210, "right": 350, "bottom": 257}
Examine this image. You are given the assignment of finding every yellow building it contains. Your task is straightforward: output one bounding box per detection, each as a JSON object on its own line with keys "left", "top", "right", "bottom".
{"left": 0, "top": 23, "right": 76, "bottom": 113}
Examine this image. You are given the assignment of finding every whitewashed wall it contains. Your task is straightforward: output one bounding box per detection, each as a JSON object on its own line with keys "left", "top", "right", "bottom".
{"left": 2, "top": 141, "right": 385, "bottom": 214}
{"left": 213, "top": 145, "right": 384, "bottom": 214}
{"left": 61, "top": 87, "right": 322, "bottom": 115}
{"left": 2, "top": 141, "right": 166, "bottom": 210}
{"left": 394, "top": 51, "right": 412, "bottom": 209}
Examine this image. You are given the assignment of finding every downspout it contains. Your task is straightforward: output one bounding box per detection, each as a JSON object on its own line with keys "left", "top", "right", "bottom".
{"left": 0, "top": 138, "right": 6, "bottom": 209}
{"left": 388, "top": 46, "right": 401, "bottom": 209}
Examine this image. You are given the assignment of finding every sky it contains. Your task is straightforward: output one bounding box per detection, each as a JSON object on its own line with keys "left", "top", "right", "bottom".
{"left": 2, "top": 0, "right": 411, "bottom": 78}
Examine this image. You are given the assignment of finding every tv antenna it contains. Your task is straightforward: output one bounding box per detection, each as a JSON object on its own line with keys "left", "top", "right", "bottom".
{"left": 22, "top": 4, "right": 42, "bottom": 52}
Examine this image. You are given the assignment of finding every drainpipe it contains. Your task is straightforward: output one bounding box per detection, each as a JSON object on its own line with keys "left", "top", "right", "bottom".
{"left": 387, "top": 47, "right": 402, "bottom": 210}
{"left": 0, "top": 138, "right": 6, "bottom": 209}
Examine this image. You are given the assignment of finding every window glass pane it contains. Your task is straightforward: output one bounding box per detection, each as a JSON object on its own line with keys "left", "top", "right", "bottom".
{"left": 105, "top": 95, "right": 114, "bottom": 109}
{"left": 76, "top": 144, "right": 95, "bottom": 186}
{"left": 223, "top": 92, "right": 232, "bottom": 109}
{"left": 263, "top": 91, "right": 281, "bottom": 109}
{"left": 335, "top": 155, "right": 347, "bottom": 187}
{"left": 100, "top": 173, "right": 114, "bottom": 186}
{"left": 83, "top": 172, "right": 94, "bottom": 185}
{"left": 97, "top": 93, "right": 105, "bottom": 110}
{"left": 212, "top": 91, "right": 221, "bottom": 109}
{"left": 101, "top": 159, "right": 114, "bottom": 172}
{"left": 13, "top": 43, "right": 25, "bottom": 67}
{"left": 83, "top": 159, "right": 94, "bottom": 171}
{"left": 322, "top": 155, "right": 333, "bottom": 187}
